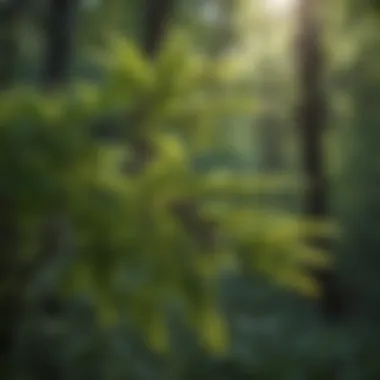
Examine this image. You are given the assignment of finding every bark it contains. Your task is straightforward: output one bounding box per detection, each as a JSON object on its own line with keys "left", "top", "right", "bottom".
{"left": 0, "top": 1, "right": 26, "bottom": 375}
{"left": 35, "top": 2, "right": 78, "bottom": 378}
{"left": 296, "top": 0, "right": 345, "bottom": 320}
{"left": 141, "top": 0, "right": 175, "bottom": 58}
{"left": 0, "top": 0, "right": 25, "bottom": 88}
{"left": 0, "top": 197, "right": 20, "bottom": 378}
{"left": 40, "top": 0, "right": 77, "bottom": 307}
{"left": 42, "top": 0, "right": 77, "bottom": 87}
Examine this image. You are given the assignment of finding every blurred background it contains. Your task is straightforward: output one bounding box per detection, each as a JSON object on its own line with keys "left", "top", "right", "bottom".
{"left": 0, "top": 0, "right": 380, "bottom": 378}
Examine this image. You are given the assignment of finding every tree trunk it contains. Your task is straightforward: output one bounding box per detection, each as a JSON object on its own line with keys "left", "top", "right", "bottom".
{"left": 141, "top": 0, "right": 175, "bottom": 58}
{"left": 0, "top": 198, "right": 20, "bottom": 378}
{"left": 42, "top": 0, "right": 77, "bottom": 87}
{"left": 296, "top": 0, "right": 345, "bottom": 320}
{"left": 0, "top": 1, "right": 77, "bottom": 378}
{"left": 0, "top": 1, "right": 26, "bottom": 376}
{"left": 34, "top": 1, "right": 77, "bottom": 378}
{"left": 0, "top": 0, "right": 25, "bottom": 88}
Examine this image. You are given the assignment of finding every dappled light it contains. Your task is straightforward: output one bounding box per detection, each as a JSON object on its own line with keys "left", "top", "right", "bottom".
{"left": 265, "top": 0, "right": 296, "bottom": 15}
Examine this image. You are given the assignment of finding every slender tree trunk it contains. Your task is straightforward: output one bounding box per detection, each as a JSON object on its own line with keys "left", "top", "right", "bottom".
{"left": 0, "top": 0, "right": 25, "bottom": 88}
{"left": 297, "top": 0, "right": 326, "bottom": 217}
{"left": 0, "top": 1, "right": 26, "bottom": 376}
{"left": 2, "top": 1, "right": 77, "bottom": 378}
{"left": 142, "top": 0, "right": 175, "bottom": 58}
{"left": 34, "top": 1, "right": 77, "bottom": 378}
{"left": 42, "top": 0, "right": 77, "bottom": 87}
{"left": 296, "top": 0, "right": 345, "bottom": 320}
{"left": 40, "top": 0, "right": 77, "bottom": 300}
{"left": 0, "top": 199, "right": 20, "bottom": 378}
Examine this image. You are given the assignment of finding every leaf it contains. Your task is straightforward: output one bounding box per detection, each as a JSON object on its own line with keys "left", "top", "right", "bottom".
{"left": 146, "top": 311, "right": 170, "bottom": 353}
{"left": 197, "top": 307, "right": 229, "bottom": 355}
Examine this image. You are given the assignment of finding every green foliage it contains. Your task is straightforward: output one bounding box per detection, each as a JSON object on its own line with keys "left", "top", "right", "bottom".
{"left": 5, "top": 1, "right": 380, "bottom": 379}
{"left": 0, "top": 34, "right": 330, "bottom": 357}
{"left": 0, "top": 89, "right": 94, "bottom": 212}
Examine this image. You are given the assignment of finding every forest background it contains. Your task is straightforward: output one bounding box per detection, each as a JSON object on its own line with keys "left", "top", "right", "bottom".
{"left": 1, "top": 0, "right": 380, "bottom": 379}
